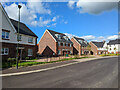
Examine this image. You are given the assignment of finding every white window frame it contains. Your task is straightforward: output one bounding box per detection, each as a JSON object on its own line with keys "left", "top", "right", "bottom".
{"left": 28, "top": 37, "right": 33, "bottom": 43}
{"left": 63, "top": 43, "right": 65, "bottom": 47}
{"left": 70, "top": 44, "right": 72, "bottom": 47}
{"left": 28, "top": 49, "right": 33, "bottom": 56}
{"left": 17, "top": 35, "right": 22, "bottom": 41}
{"left": 66, "top": 43, "right": 68, "bottom": 46}
{"left": 1, "top": 48, "right": 9, "bottom": 55}
{"left": 58, "top": 42, "right": 61, "bottom": 46}
{"left": 2, "top": 31, "right": 10, "bottom": 39}
{"left": 58, "top": 50, "right": 61, "bottom": 55}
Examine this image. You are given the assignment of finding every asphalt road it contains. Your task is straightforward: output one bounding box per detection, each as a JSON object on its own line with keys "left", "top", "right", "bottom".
{"left": 2, "top": 57, "right": 118, "bottom": 88}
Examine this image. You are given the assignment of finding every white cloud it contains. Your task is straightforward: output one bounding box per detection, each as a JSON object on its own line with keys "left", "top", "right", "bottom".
{"left": 107, "top": 35, "right": 118, "bottom": 40}
{"left": 68, "top": 1, "right": 75, "bottom": 9}
{"left": 80, "top": 35, "right": 95, "bottom": 40}
{"left": 27, "top": 0, "right": 51, "bottom": 14}
{"left": 64, "top": 33, "right": 77, "bottom": 39}
{"left": 76, "top": 0, "right": 118, "bottom": 14}
{"left": 4, "top": 2, "right": 53, "bottom": 27}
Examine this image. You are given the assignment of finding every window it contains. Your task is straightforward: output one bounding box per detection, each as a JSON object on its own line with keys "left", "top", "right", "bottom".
{"left": 63, "top": 43, "right": 65, "bottom": 46}
{"left": 17, "top": 35, "right": 22, "bottom": 41}
{"left": 58, "top": 50, "right": 61, "bottom": 55}
{"left": 2, "top": 31, "right": 9, "bottom": 39}
{"left": 28, "top": 49, "right": 33, "bottom": 56}
{"left": 63, "top": 36, "right": 69, "bottom": 40}
{"left": 70, "top": 44, "right": 72, "bottom": 47}
{"left": 58, "top": 42, "right": 61, "bottom": 46}
{"left": 1, "top": 48, "right": 9, "bottom": 55}
{"left": 66, "top": 43, "right": 68, "bottom": 46}
{"left": 28, "top": 37, "right": 33, "bottom": 43}
{"left": 55, "top": 34, "right": 61, "bottom": 40}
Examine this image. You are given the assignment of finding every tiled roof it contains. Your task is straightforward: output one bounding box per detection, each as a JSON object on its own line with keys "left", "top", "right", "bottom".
{"left": 10, "top": 18, "right": 38, "bottom": 37}
{"left": 73, "top": 37, "right": 89, "bottom": 47}
{"left": 47, "top": 29, "right": 73, "bottom": 44}
{"left": 92, "top": 41, "right": 105, "bottom": 48}
{"left": 107, "top": 39, "right": 120, "bottom": 45}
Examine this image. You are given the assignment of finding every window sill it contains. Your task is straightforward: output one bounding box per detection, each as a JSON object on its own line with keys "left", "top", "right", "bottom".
{"left": 2, "top": 38, "right": 10, "bottom": 40}
{"left": 28, "top": 55, "right": 32, "bottom": 56}
{"left": 28, "top": 42, "right": 33, "bottom": 43}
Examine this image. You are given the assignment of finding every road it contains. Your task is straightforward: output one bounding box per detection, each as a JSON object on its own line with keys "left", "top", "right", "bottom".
{"left": 2, "top": 57, "right": 118, "bottom": 88}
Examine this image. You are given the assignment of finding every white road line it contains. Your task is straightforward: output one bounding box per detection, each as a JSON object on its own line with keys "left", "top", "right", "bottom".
{"left": 1, "top": 56, "right": 117, "bottom": 77}
{"left": 1, "top": 62, "right": 79, "bottom": 77}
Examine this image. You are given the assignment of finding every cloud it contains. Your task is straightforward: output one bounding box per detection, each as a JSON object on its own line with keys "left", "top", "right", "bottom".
{"left": 107, "top": 35, "right": 118, "bottom": 40}
{"left": 76, "top": 0, "right": 118, "bottom": 14}
{"left": 68, "top": 1, "right": 75, "bottom": 9}
{"left": 80, "top": 35, "right": 95, "bottom": 40}
{"left": 4, "top": 2, "right": 54, "bottom": 27}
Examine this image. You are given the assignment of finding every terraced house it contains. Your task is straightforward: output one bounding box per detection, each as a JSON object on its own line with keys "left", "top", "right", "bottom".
{"left": 0, "top": 4, "right": 38, "bottom": 60}
{"left": 89, "top": 41, "right": 107, "bottom": 55}
{"left": 38, "top": 29, "right": 73, "bottom": 56}
{"left": 71, "top": 37, "right": 91, "bottom": 55}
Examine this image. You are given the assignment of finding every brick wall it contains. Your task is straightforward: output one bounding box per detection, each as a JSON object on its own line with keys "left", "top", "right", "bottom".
{"left": 71, "top": 38, "right": 81, "bottom": 55}
{"left": 1, "top": 42, "right": 37, "bottom": 61}
{"left": 89, "top": 42, "right": 98, "bottom": 55}
{"left": 38, "top": 31, "right": 56, "bottom": 56}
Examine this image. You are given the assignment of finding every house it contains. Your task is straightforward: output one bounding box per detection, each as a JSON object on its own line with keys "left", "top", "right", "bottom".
{"left": 38, "top": 29, "right": 73, "bottom": 56}
{"left": 71, "top": 37, "right": 90, "bottom": 55}
{"left": 107, "top": 39, "right": 120, "bottom": 54}
{"left": 89, "top": 41, "right": 107, "bottom": 55}
{"left": 0, "top": 4, "right": 38, "bottom": 61}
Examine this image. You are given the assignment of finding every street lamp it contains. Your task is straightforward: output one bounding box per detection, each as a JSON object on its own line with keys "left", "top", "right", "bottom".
{"left": 16, "top": 5, "right": 22, "bottom": 69}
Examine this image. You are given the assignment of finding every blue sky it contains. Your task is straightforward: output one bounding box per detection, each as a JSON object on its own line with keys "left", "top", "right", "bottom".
{"left": 2, "top": 1, "right": 118, "bottom": 43}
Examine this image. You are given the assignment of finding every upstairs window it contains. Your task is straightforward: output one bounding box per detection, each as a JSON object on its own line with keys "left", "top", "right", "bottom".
{"left": 28, "top": 37, "right": 33, "bottom": 43}
{"left": 79, "top": 40, "right": 83, "bottom": 43}
{"left": 17, "top": 35, "right": 22, "bottom": 41}
{"left": 63, "top": 36, "right": 69, "bottom": 41}
{"left": 55, "top": 34, "right": 61, "bottom": 40}
{"left": 58, "top": 42, "right": 61, "bottom": 46}
{"left": 2, "top": 31, "right": 9, "bottom": 39}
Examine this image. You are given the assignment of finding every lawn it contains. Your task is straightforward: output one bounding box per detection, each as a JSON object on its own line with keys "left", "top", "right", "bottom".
{"left": 2, "top": 56, "right": 90, "bottom": 68}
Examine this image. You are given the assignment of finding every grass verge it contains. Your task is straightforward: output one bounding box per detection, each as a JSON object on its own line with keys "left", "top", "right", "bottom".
{"left": 2, "top": 56, "right": 90, "bottom": 68}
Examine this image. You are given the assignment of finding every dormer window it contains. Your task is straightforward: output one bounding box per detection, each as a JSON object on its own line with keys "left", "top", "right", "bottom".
{"left": 55, "top": 34, "right": 61, "bottom": 40}
{"left": 79, "top": 40, "right": 83, "bottom": 43}
{"left": 84, "top": 41, "right": 88, "bottom": 44}
{"left": 63, "top": 36, "right": 69, "bottom": 41}
{"left": 28, "top": 37, "right": 33, "bottom": 43}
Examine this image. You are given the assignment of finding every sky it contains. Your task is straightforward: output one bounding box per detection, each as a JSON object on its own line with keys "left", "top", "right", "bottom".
{"left": 2, "top": 0, "right": 119, "bottom": 43}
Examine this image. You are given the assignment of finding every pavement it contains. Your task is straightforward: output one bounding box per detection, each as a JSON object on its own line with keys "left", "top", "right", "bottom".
{"left": 2, "top": 56, "right": 118, "bottom": 88}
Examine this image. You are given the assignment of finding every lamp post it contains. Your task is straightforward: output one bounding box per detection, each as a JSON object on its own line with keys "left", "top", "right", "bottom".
{"left": 16, "top": 5, "right": 22, "bottom": 69}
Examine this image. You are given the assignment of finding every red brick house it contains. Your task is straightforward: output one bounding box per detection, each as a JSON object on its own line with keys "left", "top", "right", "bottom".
{"left": 0, "top": 4, "right": 38, "bottom": 61}
{"left": 71, "top": 37, "right": 90, "bottom": 55}
{"left": 38, "top": 29, "right": 73, "bottom": 56}
{"left": 89, "top": 41, "right": 107, "bottom": 55}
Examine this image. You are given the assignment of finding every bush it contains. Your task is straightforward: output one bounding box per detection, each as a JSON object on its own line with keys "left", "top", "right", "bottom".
{"left": 25, "top": 57, "right": 29, "bottom": 60}
{"left": 12, "top": 58, "right": 16, "bottom": 61}
{"left": 8, "top": 58, "right": 12, "bottom": 61}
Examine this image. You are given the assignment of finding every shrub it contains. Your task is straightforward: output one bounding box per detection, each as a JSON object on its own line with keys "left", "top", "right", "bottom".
{"left": 25, "top": 57, "right": 29, "bottom": 60}
{"left": 8, "top": 58, "right": 12, "bottom": 61}
{"left": 12, "top": 58, "right": 16, "bottom": 61}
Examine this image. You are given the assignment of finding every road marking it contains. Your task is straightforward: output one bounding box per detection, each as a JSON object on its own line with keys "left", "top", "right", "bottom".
{"left": 1, "top": 56, "right": 117, "bottom": 77}
{"left": 1, "top": 62, "right": 80, "bottom": 77}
